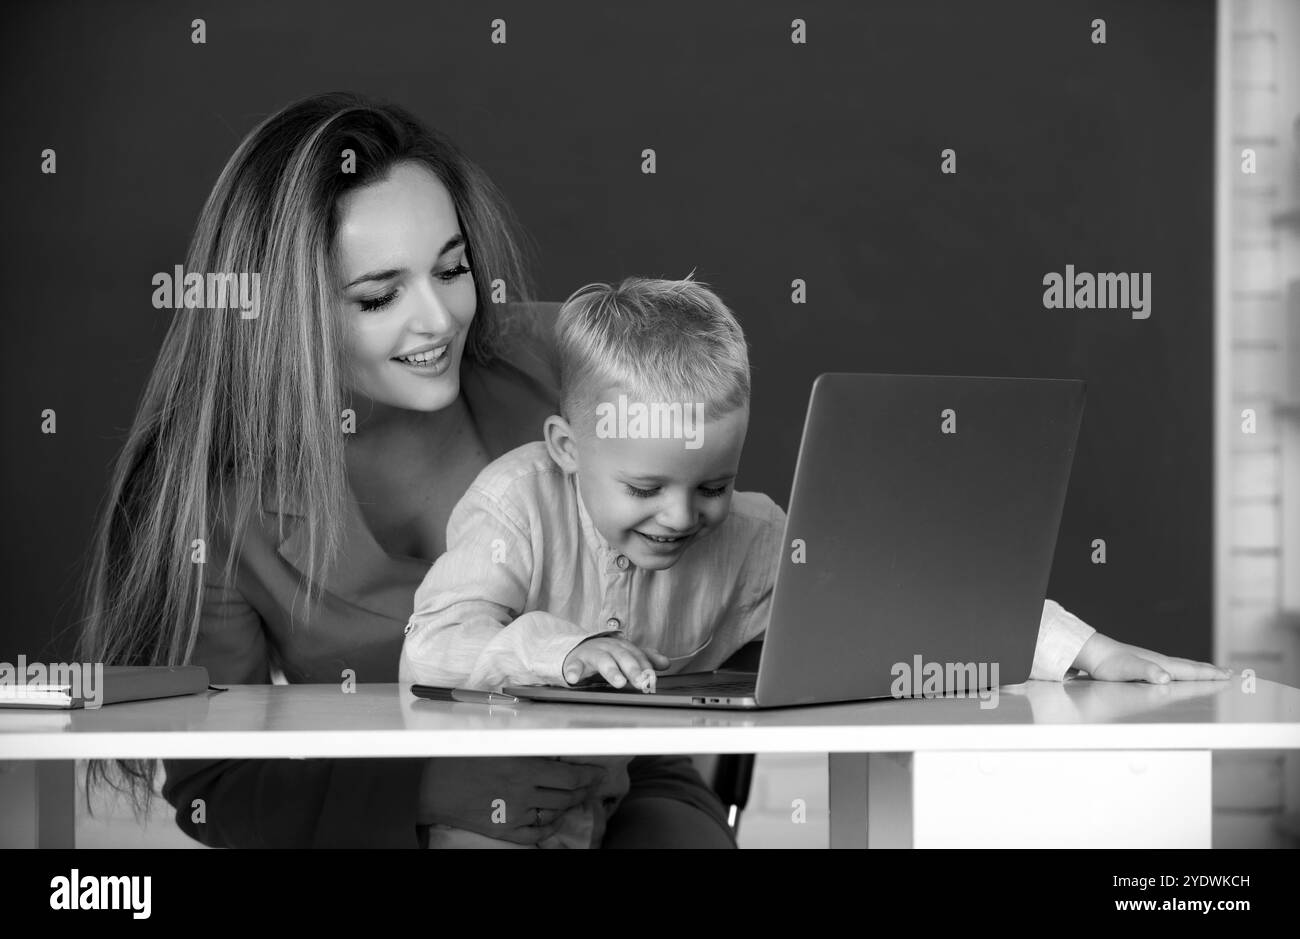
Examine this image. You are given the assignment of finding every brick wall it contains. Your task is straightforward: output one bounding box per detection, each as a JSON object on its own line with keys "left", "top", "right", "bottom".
{"left": 1214, "top": 0, "right": 1300, "bottom": 849}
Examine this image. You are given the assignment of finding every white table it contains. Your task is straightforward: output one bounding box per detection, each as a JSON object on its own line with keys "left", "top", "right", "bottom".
{"left": 2, "top": 676, "right": 1298, "bottom": 848}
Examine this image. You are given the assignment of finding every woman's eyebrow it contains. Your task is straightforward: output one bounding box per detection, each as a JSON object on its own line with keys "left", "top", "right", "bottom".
{"left": 344, "top": 234, "right": 466, "bottom": 288}
{"left": 346, "top": 267, "right": 405, "bottom": 288}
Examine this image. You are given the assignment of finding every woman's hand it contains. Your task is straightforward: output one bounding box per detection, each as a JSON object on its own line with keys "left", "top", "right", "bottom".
{"left": 417, "top": 757, "right": 606, "bottom": 845}
{"left": 1073, "top": 632, "right": 1232, "bottom": 683}
{"left": 563, "top": 636, "right": 670, "bottom": 691}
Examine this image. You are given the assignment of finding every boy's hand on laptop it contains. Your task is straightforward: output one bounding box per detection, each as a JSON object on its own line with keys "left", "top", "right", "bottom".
{"left": 563, "top": 636, "right": 670, "bottom": 692}
{"left": 1073, "top": 632, "right": 1231, "bottom": 683}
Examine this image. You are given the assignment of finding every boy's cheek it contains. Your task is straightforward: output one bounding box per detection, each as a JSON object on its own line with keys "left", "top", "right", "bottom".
{"left": 703, "top": 496, "right": 735, "bottom": 528}
{"left": 590, "top": 495, "right": 643, "bottom": 542}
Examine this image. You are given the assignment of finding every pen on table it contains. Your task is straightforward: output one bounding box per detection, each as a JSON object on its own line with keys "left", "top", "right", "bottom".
{"left": 413, "top": 685, "right": 520, "bottom": 705}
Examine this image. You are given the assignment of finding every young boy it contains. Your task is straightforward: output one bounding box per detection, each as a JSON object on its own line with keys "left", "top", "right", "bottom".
{"left": 399, "top": 275, "right": 1219, "bottom": 848}
{"left": 400, "top": 276, "right": 783, "bottom": 847}
{"left": 401, "top": 276, "right": 784, "bottom": 699}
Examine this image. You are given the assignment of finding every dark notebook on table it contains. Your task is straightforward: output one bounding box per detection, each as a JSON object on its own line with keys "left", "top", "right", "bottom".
{"left": 0, "top": 665, "right": 211, "bottom": 709}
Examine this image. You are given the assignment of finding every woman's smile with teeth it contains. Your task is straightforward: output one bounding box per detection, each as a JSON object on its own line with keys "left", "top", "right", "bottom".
{"left": 394, "top": 343, "right": 449, "bottom": 365}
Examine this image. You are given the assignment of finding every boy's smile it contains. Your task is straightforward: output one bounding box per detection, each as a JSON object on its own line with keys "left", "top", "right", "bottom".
{"left": 628, "top": 522, "right": 703, "bottom": 564}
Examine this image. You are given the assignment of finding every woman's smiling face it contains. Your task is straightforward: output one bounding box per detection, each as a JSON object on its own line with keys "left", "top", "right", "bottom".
{"left": 335, "top": 161, "right": 477, "bottom": 414}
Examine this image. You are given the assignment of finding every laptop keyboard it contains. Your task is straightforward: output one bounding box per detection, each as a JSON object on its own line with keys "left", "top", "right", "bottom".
{"left": 659, "top": 677, "right": 757, "bottom": 695}
{"left": 576, "top": 674, "right": 757, "bottom": 695}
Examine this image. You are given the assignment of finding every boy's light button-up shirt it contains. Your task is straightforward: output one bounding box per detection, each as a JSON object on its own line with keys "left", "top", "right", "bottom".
{"left": 399, "top": 442, "right": 1096, "bottom": 691}
{"left": 400, "top": 442, "right": 785, "bottom": 690}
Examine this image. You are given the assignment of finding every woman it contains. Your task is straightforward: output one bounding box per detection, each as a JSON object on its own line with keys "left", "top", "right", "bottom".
{"left": 78, "top": 91, "right": 734, "bottom": 848}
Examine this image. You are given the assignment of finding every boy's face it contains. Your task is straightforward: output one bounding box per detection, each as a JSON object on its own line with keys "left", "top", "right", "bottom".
{"left": 549, "top": 401, "right": 750, "bottom": 572}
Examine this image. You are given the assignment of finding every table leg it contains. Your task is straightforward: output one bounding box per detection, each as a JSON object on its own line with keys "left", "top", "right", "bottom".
{"left": 0, "top": 760, "right": 74, "bottom": 848}
{"left": 829, "top": 753, "right": 916, "bottom": 848}
{"left": 828, "top": 753, "right": 868, "bottom": 848}
{"left": 37, "top": 760, "right": 76, "bottom": 848}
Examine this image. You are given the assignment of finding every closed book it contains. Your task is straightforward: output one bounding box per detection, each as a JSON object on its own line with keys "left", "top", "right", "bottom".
{"left": 0, "top": 665, "right": 210, "bottom": 709}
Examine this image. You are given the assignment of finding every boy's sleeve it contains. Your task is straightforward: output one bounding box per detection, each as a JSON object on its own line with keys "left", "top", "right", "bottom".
{"left": 741, "top": 501, "right": 787, "bottom": 646}
{"left": 399, "top": 486, "right": 593, "bottom": 690}
{"left": 1028, "top": 599, "right": 1096, "bottom": 681}
{"left": 702, "top": 497, "right": 787, "bottom": 668}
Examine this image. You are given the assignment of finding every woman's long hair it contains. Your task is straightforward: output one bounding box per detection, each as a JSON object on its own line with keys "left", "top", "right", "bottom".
{"left": 77, "top": 92, "right": 535, "bottom": 816}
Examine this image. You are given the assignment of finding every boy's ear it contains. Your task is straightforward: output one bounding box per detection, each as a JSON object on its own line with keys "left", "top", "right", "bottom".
{"left": 543, "top": 414, "right": 580, "bottom": 474}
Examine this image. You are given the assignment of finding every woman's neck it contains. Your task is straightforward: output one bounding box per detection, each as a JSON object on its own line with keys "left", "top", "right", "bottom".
{"left": 345, "top": 394, "right": 472, "bottom": 457}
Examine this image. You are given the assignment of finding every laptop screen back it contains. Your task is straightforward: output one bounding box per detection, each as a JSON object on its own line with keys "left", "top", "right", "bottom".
{"left": 755, "top": 372, "right": 1085, "bottom": 707}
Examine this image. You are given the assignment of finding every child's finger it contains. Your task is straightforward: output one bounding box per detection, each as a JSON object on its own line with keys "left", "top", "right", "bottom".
{"left": 1090, "top": 653, "right": 1168, "bottom": 684}
{"left": 1118, "top": 644, "right": 1231, "bottom": 681}
{"left": 595, "top": 655, "right": 629, "bottom": 688}
{"left": 563, "top": 657, "right": 589, "bottom": 685}
{"left": 605, "top": 644, "right": 650, "bottom": 684}
{"left": 621, "top": 639, "right": 660, "bottom": 676}
{"left": 1143, "top": 662, "right": 1172, "bottom": 684}
{"left": 1160, "top": 659, "right": 1232, "bottom": 680}
{"left": 641, "top": 648, "right": 671, "bottom": 669}
{"left": 1125, "top": 657, "right": 1170, "bottom": 684}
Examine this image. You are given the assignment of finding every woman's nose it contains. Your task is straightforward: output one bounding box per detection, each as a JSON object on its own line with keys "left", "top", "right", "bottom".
{"left": 407, "top": 278, "right": 455, "bottom": 335}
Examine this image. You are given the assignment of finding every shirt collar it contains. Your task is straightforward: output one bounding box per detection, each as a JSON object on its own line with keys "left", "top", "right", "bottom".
{"left": 571, "top": 472, "right": 640, "bottom": 574}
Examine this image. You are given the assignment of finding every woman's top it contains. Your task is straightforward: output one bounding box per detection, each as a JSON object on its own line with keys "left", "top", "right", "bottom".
{"left": 161, "top": 303, "right": 566, "bottom": 847}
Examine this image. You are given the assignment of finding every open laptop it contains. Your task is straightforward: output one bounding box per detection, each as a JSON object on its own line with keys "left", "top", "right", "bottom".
{"left": 504, "top": 372, "right": 1086, "bottom": 709}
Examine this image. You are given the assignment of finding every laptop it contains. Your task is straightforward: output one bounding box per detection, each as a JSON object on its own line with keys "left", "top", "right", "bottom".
{"left": 504, "top": 372, "right": 1086, "bottom": 709}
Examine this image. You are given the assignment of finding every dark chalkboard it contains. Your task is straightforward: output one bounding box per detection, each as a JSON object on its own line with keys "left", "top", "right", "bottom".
{"left": 0, "top": 0, "right": 1213, "bottom": 664}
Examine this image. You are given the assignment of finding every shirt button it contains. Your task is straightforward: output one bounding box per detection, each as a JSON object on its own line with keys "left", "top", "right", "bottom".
{"left": 606, "top": 617, "right": 621, "bottom": 630}
{"left": 615, "top": 555, "right": 630, "bottom": 570}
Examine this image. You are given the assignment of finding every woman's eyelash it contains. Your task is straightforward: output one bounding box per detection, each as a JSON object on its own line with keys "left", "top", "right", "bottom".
{"left": 360, "top": 291, "right": 397, "bottom": 312}
{"left": 437, "top": 261, "right": 472, "bottom": 282}
{"left": 700, "top": 485, "right": 728, "bottom": 497}
{"left": 357, "top": 263, "right": 472, "bottom": 312}
{"left": 625, "top": 485, "right": 657, "bottom": 498}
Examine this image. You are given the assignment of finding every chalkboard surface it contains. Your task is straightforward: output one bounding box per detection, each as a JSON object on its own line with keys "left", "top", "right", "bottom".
{"left": 0, "top": 0, "right": 1213, "bottom": 664}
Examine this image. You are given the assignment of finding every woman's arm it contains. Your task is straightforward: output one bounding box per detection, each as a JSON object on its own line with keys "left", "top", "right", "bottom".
{"left": 162, "top": 756, "right": 427, "bottom": 848}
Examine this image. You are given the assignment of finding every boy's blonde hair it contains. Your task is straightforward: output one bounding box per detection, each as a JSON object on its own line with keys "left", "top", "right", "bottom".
{"left": 555, "top": 275, "right": 751, "bottom": 431}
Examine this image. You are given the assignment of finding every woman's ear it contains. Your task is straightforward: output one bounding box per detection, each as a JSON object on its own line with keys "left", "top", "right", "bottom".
{"left": 544, "top": 414, "right": 580, "bottom": 474}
